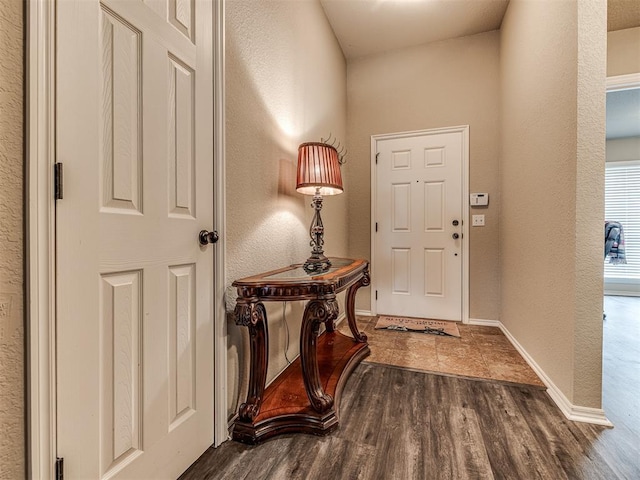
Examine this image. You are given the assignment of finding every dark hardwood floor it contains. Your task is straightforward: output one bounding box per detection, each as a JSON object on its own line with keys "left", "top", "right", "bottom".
{"left": 181, "top": 296, "right": 640, "bottom": 480}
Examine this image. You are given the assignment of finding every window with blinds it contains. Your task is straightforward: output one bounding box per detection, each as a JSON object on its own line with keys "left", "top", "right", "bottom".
{"left": 604, "top": 161, "right": 640, "bottom": 281}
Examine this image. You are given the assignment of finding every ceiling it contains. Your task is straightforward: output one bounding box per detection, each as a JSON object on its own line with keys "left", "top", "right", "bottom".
{"left": 607, "top": 0, "right": 640, "bottom": 139}
{"left": 319, "top": 0, "right": 508, "bottom": 59}
{"left": 320, "top": 0, "right": 640, "bottom": 60}
{"left": 319, "top": 0, "right": 640, "bottom": 139}
{"left": 608, "top": 0, "right": 640, "bottom": 31}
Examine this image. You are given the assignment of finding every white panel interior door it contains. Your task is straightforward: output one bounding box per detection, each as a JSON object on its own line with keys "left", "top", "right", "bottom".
{"left": 56, "top": 1, "right": 215, "bottom": 478}
{"left": 375, "top": 129, "right": 465, "bottom": 321}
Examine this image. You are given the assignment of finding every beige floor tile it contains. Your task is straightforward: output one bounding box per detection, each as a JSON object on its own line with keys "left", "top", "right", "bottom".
{"left": 470, "top": 333, "right": 514, "bottom": 350}
{"left": 367, "top": 345, "right": 401, "bottom": 365}
{"left": 341, "top": 315, "right": 544, "bottom": 388}
{"left": 458, "top": 324, "right": 502, "bottom": 336}
{"left": 482, "top": 346, "right": 530, "bottom": 366}
{"left": 393, "top": 348, "right": 440, "bottom": 371}
{"left": 394, "top": 333, "right": 437, "bottom": 350}
{"left": 434, "top": 338, "right": 471, "bottom": 357}
{"left": 437, "top": 354, "right": 491, "bottom": 378}
{"left": 488, "top": 362, "right": 545, "bottom": 387}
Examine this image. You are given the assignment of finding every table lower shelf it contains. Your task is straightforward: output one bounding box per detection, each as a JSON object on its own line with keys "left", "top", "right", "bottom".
{"left": 232, "top": 331, "right": 370, "bottom": 444}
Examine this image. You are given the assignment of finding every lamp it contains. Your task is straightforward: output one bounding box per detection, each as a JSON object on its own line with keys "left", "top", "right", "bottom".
{"left": 296, "top": 142, "right": 343, "bottom": 273}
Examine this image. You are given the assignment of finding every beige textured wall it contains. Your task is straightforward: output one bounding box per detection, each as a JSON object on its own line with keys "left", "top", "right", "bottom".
{"left": 225, "top": 0, "right": 348, "bottom": 417}
{"left": 500, "top": 0, "right": 605, "bottom": 407}
{"left": 0, "top": 0, "right": 24, "bottom": 477}
{"left": 346, "top": 31, "right": 501, "bottom": 319}
{"left": 574, "top": 0, "right": 606, "bottom": 407}
{"left": 607, "top": 27, "right": 640, "bottom": 77}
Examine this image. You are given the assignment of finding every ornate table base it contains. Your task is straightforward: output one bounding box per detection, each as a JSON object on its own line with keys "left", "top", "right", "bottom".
{"left": 233, "top": 331, "right": 369, "bottom": 444}
{"left": 231, "top": 258, "right": 370, "bottom": 444}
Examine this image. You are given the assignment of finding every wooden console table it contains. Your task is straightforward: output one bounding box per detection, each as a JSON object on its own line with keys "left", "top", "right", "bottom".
{"left": 232, "top": 257, "right": 370, "bottom": 444}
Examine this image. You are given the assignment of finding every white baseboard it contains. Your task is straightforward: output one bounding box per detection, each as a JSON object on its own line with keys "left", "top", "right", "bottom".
{"left": 468, "top": 318, "right": 612, "bottom": 427}
{"left": 355, "top": 309, "right": 375, "bottom": 317}
{"left": 498, "top": 321, "right": 612, "bottom": 427}
{"left": 544, "top": 388, "right": 613, "bottom": 427}
{"left": 467, "top": 318, "right": 501, "bottom": 327}
{"left": 334, "top": 311, "right": 347, "bottom": 325}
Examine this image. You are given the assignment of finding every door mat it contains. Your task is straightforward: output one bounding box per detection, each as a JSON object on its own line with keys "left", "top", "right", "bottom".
{"left": 375, "top": 315, "right": 461, "bottom": 338}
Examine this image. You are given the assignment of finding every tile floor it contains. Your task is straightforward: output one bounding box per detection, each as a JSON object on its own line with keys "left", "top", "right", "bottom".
{"left": 339, "top": 316, "right": 545, "bottom": 388}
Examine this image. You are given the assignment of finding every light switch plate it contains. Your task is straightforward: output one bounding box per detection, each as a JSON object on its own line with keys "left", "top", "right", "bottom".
{"left": 472, "top": 215, "right": 485, "bottom": 226}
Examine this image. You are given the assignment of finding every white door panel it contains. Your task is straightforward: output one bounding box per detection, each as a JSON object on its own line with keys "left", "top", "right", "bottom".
{"left": 56, "top": 0, "right": 215, "bottom": 478}
{"left": 375, "top": 130, "right": 466, "bottom": 321}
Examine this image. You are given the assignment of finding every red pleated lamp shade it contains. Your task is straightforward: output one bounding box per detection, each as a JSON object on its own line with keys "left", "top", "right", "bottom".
{"left": 296, "top": 142, "right": 343, "bottom": 196}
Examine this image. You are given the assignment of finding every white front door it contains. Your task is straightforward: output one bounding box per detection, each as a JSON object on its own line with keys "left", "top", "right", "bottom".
{"left": 374, "top": 128, "right": 467, "bottom": 321}
{"left": 56, "top": 1, "right": 215, "bottom": 478}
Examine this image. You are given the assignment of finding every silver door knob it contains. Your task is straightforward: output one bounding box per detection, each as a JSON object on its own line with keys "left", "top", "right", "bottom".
{"left": 452, "top": 233, "right": 460, "bottom": 239}
{"left": 199, "top": 230, "right": 219, "bottom": 246}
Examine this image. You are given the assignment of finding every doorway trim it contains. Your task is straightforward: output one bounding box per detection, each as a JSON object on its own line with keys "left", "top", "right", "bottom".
{"left": 606, "top": 72, "right": 640, "bottom": 92}
{"left": 370, "top": 126, "right": 470, "bottom": 323}
{"left": 26, "top": 1, "right": 228, "bottom": 476}
{"left": 26, "top": 0, "right": 56, "bottom": 477}
{"left": 604, "top": 74, "right": 640, "bottom": 296}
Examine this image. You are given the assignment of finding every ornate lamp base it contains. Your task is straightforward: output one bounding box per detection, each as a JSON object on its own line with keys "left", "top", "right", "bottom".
{"left": 304, "top": 190, "right": 332, "bottom": 274}
{"left": 303, "top": 254, "right": 332, "bottom": 274}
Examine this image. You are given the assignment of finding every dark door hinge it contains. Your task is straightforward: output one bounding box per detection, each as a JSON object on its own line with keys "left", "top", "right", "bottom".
{"left": 55, "top": 457, "right": 64, "bottom": 480}
{"left": 375, "top": 222, "right": 378, "bottom": 232}
{"left": 375, "top": 152, "right": 379, "bottom": 164}
{"left": 375, "top": 290, "right": 378, "bottom": 300}
{"left": 54, "top": 163, "right": 63, "bottom": 200}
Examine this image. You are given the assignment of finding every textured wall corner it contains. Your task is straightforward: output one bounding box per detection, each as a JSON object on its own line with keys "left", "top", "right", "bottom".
{"left": 224, "top": 0, "right": 348, "bottom": 418}
{"left": 607, "top": 26, "right": 640, "bottom": 77}
{"left": 500, "top": 0, "right": 579, "bottom": 401}
{"left": 0, "top": 0, "right": 25, "bottom": 477}
{"left": 500, "top": 0, "right": 606, "bottom": 409}
{"left": 346, "top": 31, "right": 502, "bottom": 318}
{"left": 574, "top": 0, "right": 606, "bottom": 408}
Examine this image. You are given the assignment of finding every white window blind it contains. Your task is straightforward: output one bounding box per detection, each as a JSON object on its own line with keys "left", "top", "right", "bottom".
{"left": 604, "top": 161, "right": 640, "bottom": 280}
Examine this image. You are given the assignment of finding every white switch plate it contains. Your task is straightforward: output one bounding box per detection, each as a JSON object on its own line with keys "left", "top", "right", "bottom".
{"left": 472, "top": 215, "right": 485, "bottom": 226}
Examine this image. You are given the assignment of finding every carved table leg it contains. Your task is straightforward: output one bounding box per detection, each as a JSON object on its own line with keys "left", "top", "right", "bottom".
{"left": 235, "top": 300, "right": 268, "bottom": 422}
{"left": 300, "top": 297, "right": 339, "bottom": 413}
{"left": 345, "top": 267, "right": 370, "bottom": 343}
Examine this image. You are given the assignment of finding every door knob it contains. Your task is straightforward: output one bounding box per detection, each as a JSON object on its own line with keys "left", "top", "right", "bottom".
{"left": 452, "top": 233, "right": 460, "bottom": 239}
{"left": 199, "top": 230, "right": 219, "bottom": 246}
{"left": 452, "top": 220, "right": 459, "bottom": 226}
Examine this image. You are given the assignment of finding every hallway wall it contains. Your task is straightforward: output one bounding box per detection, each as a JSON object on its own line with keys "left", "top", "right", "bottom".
{"left": 346, "top": 31, "right": 501, "bottom": 320}
{"left": 0, "top": 0, "right": 24, "bottom": 477}
{"left": 500, "top": 0, "right": 606, "bottom": 408}
{"left": 225, "top": 0, "right": 348, "bottom": 417}
{"left": 608, "top": 26, "right": 640, "bottom": 76}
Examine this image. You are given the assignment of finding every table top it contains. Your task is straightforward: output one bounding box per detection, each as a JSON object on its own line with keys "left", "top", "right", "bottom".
{"left": 232, "top": 257, "right": 368, "bottom": 300}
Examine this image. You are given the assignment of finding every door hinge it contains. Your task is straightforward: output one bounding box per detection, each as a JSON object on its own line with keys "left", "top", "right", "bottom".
{"left": 375, "top": 222, "right": 378, "bottom": 232}
{"left": 54, "top": 163, "right": 63, "bottom": 200}
{"left": 375, "top": 152, "right": 379, "bottom": 164}
{"left": 375, "top": 290, "right": 378, "bottom": 300}
{"left": 55, "top": 457, "right": 64, "bottom": 480}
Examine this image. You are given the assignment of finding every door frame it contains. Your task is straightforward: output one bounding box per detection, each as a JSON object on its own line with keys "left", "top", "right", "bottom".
{"left": 605, "top": 73, "right": 640, "bottom": 297}
{"left": 26, "top": 1, "right": 228, "bottom": 477}
{"left": 370, "top": 126, "right": 470, "bottom": 323}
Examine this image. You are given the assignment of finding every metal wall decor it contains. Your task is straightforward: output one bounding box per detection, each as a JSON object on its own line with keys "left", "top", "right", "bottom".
{"left": 321, "top": 133, "right": 347, "bottom": 165}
